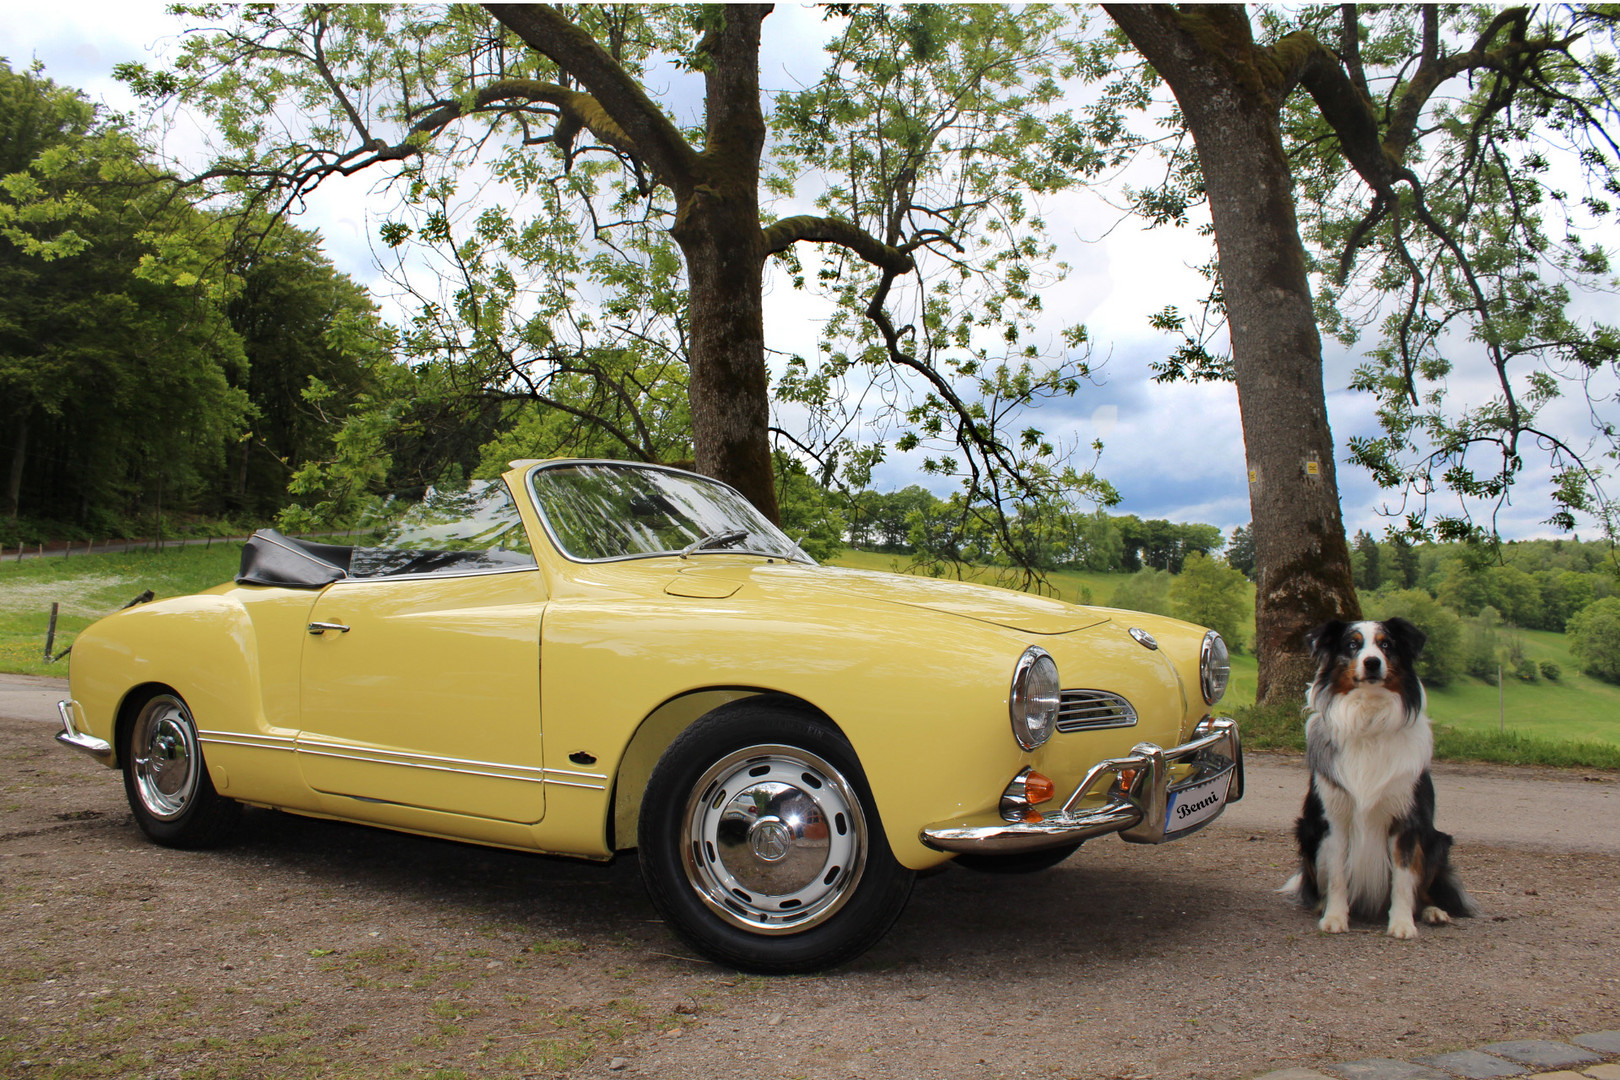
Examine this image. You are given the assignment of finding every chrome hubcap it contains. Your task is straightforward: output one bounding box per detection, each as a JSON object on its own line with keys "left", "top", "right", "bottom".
{"left": 131, "top": 696, "right": 199, "bottom": 820}
{"left": 681, "top": 744, "right": 867, "bottom": 935}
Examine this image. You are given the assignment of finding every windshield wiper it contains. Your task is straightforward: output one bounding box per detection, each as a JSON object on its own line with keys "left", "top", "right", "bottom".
{"left": 679, "top": 529, "right": 749, "bottom": 559}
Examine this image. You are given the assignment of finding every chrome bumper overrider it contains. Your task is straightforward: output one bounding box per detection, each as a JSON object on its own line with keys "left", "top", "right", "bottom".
{"left": 922, "top": 716, "right": 1243, "bottom": 854}
{"left": 55, "top": 700, "right": 114, "bottom": 764}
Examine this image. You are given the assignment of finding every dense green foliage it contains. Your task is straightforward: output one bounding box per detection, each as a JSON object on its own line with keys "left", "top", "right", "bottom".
{"left": 1, "top": 61, "right": 246, "bottom": 536}
{"left": 0, "top": 61, "right": 392, "bottom": 545}
{"left": 1568, "top": 597, "right": 1620, "bottom": 683}
{"left": 1169, "top": 553, "right": 1252, "bottom": 651}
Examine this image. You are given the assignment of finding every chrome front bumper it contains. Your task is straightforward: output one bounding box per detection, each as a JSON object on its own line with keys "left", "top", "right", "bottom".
{"left": 55, "top": 699, "right": 114, "bottom": 765}
{"left": 922, "top": 716, "right": 1243, "bottom": 854}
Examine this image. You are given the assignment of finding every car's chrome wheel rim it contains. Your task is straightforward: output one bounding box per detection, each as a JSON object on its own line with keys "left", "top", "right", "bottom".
{"left": 131, "top": 696, "right": 201, "bottom": 821}
{"left": 680, "top": 744, "right": 868, "bottom": 935}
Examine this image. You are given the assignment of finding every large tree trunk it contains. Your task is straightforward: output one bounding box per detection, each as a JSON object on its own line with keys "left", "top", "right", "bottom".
{"left": 1109, "top": 6, "right": 1360, "bottom": 703}
{"left": 677, "top": 218, "right": 778, "bottom": 524}
{"left": 487, "top": 3, "right": 782, "bottom": 523}
{"left": 673, "top": 4, "right": 779, "bottom": 523}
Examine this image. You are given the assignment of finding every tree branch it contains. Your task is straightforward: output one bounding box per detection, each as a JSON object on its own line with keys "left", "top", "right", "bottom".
{"left": 484, "top": 4, "right": 699, "bottom": 189}
{"left": 761, "top": 215, "right": 915, "bottom": 273}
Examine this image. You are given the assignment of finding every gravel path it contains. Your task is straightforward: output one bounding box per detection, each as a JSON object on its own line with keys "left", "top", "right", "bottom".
{"left": 3, "top": 678, "right": 1616, "bottom": 1080}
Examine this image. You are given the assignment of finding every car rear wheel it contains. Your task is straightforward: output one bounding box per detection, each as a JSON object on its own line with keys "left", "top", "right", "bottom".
{"left": 121, "top": 692, "right": 239, "bottom": 848}
{"left": 638, "top": 701, "right": 915, "bottom": 973}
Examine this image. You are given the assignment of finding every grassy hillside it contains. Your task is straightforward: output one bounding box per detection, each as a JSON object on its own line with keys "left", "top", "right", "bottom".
{"left": 1424, "top": 628, "right": 1620, "bottom": 744}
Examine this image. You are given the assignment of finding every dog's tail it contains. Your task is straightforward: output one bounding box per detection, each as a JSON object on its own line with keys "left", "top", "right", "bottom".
{"left": 1423, "top": 829, "right": 1480, "bottom": 918}
{"left": 1429, "top": 863, "right": 1480, "bottom": 918}
{"left": 1277, "top": 869, "right": 1320, "bottom": 908}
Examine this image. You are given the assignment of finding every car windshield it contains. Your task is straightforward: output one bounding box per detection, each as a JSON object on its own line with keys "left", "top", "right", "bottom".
{"left": 529, "top": 462, "right": 811, "bottom": 564}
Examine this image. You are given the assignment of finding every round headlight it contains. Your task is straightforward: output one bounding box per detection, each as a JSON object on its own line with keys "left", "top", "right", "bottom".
{"left": 1200, "top": 630, "right": 1231, "bottom": 706}
{"left": 1010, "top": 646, "right": 1061, "bottom": 750}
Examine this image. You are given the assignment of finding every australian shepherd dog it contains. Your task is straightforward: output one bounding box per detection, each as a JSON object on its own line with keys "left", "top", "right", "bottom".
{"left": 1282, "top": 618, "right": 1478, "bottom": 938}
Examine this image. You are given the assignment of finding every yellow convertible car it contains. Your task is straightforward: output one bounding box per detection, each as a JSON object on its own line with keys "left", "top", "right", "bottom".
{"left": 54, "top": 459, "right": 1242, "bottom": 972}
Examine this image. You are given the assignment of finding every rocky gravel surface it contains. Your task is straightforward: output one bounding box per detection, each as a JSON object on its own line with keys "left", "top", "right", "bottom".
{"left": 2, "top": 696, "right": 1617, "bottom": 1080}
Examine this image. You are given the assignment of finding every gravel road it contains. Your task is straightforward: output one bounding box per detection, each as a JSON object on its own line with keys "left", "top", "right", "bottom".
{"left": 3, "top": 675, "right": 1616, "bottom": 1080}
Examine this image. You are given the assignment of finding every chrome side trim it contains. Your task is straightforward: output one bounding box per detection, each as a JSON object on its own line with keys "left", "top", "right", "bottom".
{"left": 54, "top": 700, "right": 114, "bottom": 765}
{"left": 295, "top": 739, "right": 548, "bottom": 784}
{"left": 198, "top": 730, "right": 296, "bottom": 752}
{"left": 1056, "top": 689, "right": 1137, "bottom": 733}
{"left": 922, "top": 716, "right": 1243, "bottom": 855}
{"left": 542, "top": 767, "right": 610, "bottom": 791}
{"left": 290, "top": 739, "right": 608, "bottom": 791}
{"left": 540, "top": 776, "right": 610, "bottom": 791}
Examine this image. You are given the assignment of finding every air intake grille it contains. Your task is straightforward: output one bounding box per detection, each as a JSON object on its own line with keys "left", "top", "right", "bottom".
{"left": 1056, "top": 689, "right": 1138, "bottom": 733}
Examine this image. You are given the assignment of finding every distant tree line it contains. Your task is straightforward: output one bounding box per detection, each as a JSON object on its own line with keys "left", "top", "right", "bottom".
{"left": 1340, "top": 530, "right": 1618, "bottom": 687}
{"left": 844, "top": 485, "right": 1224, "bottom": 574}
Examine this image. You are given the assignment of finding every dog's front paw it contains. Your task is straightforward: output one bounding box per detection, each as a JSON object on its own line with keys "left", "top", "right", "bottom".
{"left": 1386, "top": 918, "right": 1418, "bottom": 940}
{"left": 1318, "top": 911, "right": 1350, "bottom": 934}
{"left": 1421, "top": 905, "right": 1451, "bottom": 925}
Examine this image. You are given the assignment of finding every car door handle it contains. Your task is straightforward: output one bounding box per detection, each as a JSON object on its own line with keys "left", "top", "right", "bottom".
{"left": 307, "top": 622, "right": 351, "bottom": 635}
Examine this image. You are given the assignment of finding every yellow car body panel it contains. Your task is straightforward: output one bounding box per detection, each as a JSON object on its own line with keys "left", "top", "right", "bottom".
{"left": 298, "top": 571, "right": 548, "bottom": 824}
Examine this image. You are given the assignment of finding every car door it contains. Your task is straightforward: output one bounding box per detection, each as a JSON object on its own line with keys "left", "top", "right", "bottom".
{"left": 295, "top": 481, "right": 548, "bottom": 824}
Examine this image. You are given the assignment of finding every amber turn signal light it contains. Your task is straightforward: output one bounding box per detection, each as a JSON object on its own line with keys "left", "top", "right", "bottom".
{"left": 1023, "top": 770, "right": 1056, "bottom": 805}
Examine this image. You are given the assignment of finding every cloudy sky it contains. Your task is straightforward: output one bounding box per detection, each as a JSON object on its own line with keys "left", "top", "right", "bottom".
{"left": 5, "top": 4, "right": 1614, "bottom": 542}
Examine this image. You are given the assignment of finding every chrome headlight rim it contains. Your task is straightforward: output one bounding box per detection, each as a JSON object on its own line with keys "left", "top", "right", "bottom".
{"left": 1200, "top": 630, "right": 1231, "bottom": 706}
{"left": 1009, "top": 646, "right": 1061, "bottom": 751}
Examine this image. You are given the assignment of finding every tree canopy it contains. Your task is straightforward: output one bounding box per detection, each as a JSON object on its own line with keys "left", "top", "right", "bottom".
{"left": 1, "top": 60, "right": 247, "bottom": 528}
{"left": 114, "top": 3, "right": 1117, "bottom": 559}
{"left": 1102, "top": 4, "right": 1620, "bottom": 700}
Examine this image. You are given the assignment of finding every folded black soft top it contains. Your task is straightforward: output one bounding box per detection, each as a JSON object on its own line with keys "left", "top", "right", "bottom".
{"left": 236, "top": 529, "right": 351, "bottom": 589}
{"left": 236, "top": 528, "right": 534, "bottom": 588}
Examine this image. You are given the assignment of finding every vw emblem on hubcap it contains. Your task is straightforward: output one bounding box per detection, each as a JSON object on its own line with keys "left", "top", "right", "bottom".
{"left": 749, "top": 819, "right": 792, "bottom": 862}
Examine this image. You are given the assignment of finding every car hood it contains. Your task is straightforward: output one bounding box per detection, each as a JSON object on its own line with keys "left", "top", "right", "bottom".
{"left": 665, "top": 562, "right": 1109, "bottom": 635}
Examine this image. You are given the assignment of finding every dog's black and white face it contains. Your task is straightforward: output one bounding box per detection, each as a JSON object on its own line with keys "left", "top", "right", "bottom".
{"left": 1307, "top": 617, "right": 1426, "bottom": 703}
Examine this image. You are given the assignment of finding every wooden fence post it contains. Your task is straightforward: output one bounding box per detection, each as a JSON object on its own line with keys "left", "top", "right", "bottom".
{"left": 44, "top": 602, "right": 59, "bottom": 663}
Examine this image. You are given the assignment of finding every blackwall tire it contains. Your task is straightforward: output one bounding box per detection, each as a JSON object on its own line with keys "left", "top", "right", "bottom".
{"left": 638, "top": 701, "right": 914, "bottom": 974}
{"left": 121, "top": 692, "right": 240, "bottom": 849}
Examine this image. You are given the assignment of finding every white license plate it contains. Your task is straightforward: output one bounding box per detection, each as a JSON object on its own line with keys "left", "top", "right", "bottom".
{"left": 1163, "top": 769, "right": 1232, "bottom": 836}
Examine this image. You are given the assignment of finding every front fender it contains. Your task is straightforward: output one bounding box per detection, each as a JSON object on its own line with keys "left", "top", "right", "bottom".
{"left": 540, "top": 596, "right": 1025, "bottom": 869}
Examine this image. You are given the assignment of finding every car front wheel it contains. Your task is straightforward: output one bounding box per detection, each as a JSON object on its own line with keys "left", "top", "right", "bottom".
{"left": 638, "top": 702, "right": 915, "bottom": 973}
{"left": 121, "top": 691, "right": 239, "bottom": 848}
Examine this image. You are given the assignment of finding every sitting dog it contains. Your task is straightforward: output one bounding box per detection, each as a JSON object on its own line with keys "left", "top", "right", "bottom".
{"left": 1281, "top": 618, "right": 1478, "bottom": 938}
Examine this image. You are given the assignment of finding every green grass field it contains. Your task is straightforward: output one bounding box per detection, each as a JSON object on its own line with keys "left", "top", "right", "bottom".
{"left": 0, "top": 542, "right": 246, "bottom": 676}
{"left": 4, "top": 543, "right": 1615, "bottom": 765}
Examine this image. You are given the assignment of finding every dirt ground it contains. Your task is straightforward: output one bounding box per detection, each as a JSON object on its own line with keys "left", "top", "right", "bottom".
{"left": 3, "top": 711, "right": 1618, "bottom": 1080}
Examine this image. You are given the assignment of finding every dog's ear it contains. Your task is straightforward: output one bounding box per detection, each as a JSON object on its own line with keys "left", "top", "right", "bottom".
{"left": 1383, "top": 616, "right": 1426, "bottom": 660}
{"left": 1305, "top": 621, "right": 1346, "bottom": 665}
